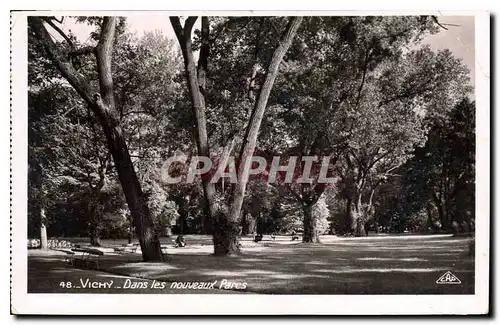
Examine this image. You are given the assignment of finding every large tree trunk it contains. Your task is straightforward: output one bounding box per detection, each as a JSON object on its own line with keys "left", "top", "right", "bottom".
{"left": 29, "top": 17, "right": 164, "bottom": 261}
{"left": 170, "top": 16, "right": 219, "bottom": 241}
{"left": 106, "top": 130, "right": 163, "bottom": 260}
{"left": 212, "top": 210, "right": 241, "bottom": 255}
{"left": 225, "top": 17, "right": 303, "bottom": 254}
{"left": 40, "top": 207, "right": 48, "bottom": 250}
{"left": 246, "top": 18, "right": 264, "bottom": 105}
{"left": 171, "top": 16, "right": 303, "bottom": 255}
{"left": 95, "top": 19, "right": 164, "bottom": 261}
{"left": 302, "top": 204, "right": 320, "bottom": 243}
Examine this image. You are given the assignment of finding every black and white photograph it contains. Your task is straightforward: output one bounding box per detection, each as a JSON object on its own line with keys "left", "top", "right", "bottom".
{"left": 10, "top": 10, "right": 490, "bottom": 315}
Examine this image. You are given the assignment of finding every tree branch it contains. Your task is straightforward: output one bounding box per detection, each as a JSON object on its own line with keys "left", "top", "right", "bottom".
{"left": 29, "top": 17, "right": 96, "bottom": 105}
{"left": 197, "top": 17, "right": 209, "bottom": 97}
{"left": 96, "top": 17, "right": 117, "bottom": 111}
{"left": 52, "top": 17, "right": 64, "bottom": 24}
{"left": 355, "top": 47, "right": 372, "bottom": 107}
{"left": 184, "top": 17, "right": 198, "bottom": 37}
{"left": 68, "top": 46, "right": 96, "bottom": 58}
{"left": 368, "top": 150, "right": 394, "bottom": 170}
{"left": 169, "top": 17, "right": 185, "bottom": 49}
{"left": 383, "top": 164, "right": 400, "bottom": 175}
{"left": 41, "top": 17, "right": 74, "bottom": 47}
{"left": 432, "top": 16, "right": 448, "bottom": 30}
{"left": 247, "top": 18, "right": 264, "bottom": 104}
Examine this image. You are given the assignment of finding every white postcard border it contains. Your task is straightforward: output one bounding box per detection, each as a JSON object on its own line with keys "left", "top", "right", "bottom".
{"left": 10, "top": 10, "right": 490, "bottom": 315}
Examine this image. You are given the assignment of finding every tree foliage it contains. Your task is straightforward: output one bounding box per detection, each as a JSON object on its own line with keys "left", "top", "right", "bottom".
{"left": 28, "top": 15, "right": 475, "bottom": 255}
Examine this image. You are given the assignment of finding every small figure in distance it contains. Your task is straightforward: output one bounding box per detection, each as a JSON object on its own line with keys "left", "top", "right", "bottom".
{"left": 291, "top": 230, "right": 299, "bottom": 241}
{"left": 271, "top": 232, "right": 276, "bottom": 241}
{"left": 254, "top": 233, "right": 263, "bottom": 243}
{"left": 175, "top": 235, "right": 186, "bottom": 248}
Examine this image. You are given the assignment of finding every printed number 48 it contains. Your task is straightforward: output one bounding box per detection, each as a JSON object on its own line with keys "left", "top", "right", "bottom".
{"left": 59, "top": 281, "right": 72, "bottom": 288}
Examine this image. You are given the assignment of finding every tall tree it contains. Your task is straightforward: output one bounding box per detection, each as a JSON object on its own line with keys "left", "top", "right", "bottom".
{"left": 27, "top": 84, "right": 100, "bottom": 247}
{"left": 171, "top": 16, "right": 303, "bottom": 255}
{"left": 28, "top": 17, "right": 164, "bottom": 261}
{"left": 169, "top": 16, "right": 219, "bottom": 237}
{"left": 401, "top": 98, "right": 475, "bottom": 232}
{"left": 336, "top": 46, "right": 471, "bottom": 236}
{"left": 266, "top": 16, "right": 445, "bottom": 240}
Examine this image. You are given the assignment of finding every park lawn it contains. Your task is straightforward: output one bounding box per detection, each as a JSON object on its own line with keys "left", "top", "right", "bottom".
{"left": 28, "top": 234, "right": 474, "bottom": 294}
{"left": 87, "top": 234, "right": 474, "bottom": 294}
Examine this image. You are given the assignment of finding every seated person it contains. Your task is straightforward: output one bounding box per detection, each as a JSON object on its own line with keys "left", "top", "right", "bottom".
{"left": 175, "top": 235, "right": 186, "bottom": 248}
{"left": 254, "top": 233, "right": 263, "bottom": 242}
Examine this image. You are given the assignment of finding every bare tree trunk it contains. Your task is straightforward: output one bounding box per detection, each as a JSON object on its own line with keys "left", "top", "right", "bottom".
{"left": 351, "top": 192, "right": 367, "bottom": 237}
{"left": 88, "top": 197, "right": 102, "bottom": 247}
{"left": 246, "top": 18, "right": 264, "bottom": 105}
{"left": 88, "top": 159, "right": 106, "bottom": 247}
{"left": 170, "top": 16, "right": 219, "bottom": 224}
{"left": 95, "top": 18, "right": 164, "bottom": 261}
{"left": 343, "top": 197, "right": 353, "bottom": 234}
{"left": 426, "top": 203, "right": 434, "bottom": 232}
{"left": 225, "top": 17, "right": 303, "bottom": 255}
{"left": 212, "top": 212, "right": 241, "bottom": 255}
{"left": 89, "top": 227, "right": 101, "bottom": 247}
{"left": 89, "top": 207, "right": 102, "bottom": 247}
{"left": 29, "top": 17, "right": 164, "bottom": 261}
{"left": 302, "top": 204, "right": 320, "bottom": 243}
{"left": 432, "top": 191, "right": 448, "bottom": 232}
{"left": 171, "top": 16, "right": 302, "bottom": 255}
{"left": 40, "top": 207, "right": 48, "bottom": 250}
{"left": 352, "top": 210, "right": 367, "bottom": 236}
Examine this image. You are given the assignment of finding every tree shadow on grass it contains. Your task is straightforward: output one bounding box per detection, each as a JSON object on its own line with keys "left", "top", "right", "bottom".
{"left": 28, "top": 235, "right": 475, "bottom": 294}
{"left": 106, "top": 236, "right": 474, "bottom": 294}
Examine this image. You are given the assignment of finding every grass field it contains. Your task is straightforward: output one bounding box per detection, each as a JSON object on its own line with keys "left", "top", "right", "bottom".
{"left": 28, "top": 234, "right": 474, "bottom": 294}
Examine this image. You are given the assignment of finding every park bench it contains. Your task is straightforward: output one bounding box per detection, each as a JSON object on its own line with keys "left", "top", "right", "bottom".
{"left": 59, "top": 248, "right": 75, "bottom": 265}
{"left": 71, "top": 247, "right": 104, "bottom": 270}
{"left": 114, "top": 243, "right": 140, "bottom": 254}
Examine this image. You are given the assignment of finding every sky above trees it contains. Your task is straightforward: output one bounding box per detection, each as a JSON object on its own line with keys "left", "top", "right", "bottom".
{"left": 55, "top": 15, "right": 475, "bottom": 88}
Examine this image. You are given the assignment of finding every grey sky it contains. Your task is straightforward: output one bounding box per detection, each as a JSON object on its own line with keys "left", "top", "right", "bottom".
{"left": 58, "top": 15, "right": 475, "bottom": 88}
{"left": 421, "top": 16, "right": 475, "bottom": 87}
